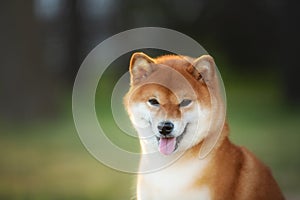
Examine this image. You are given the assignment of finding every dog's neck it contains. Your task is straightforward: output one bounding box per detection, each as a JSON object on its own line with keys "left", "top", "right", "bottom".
{"left": 136, "top": 124, "right": 231, "bottom": 200}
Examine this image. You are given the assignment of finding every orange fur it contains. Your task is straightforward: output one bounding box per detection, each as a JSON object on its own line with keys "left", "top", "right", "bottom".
{"left": 124, "top": 53, "right": 284, "bottom": 200}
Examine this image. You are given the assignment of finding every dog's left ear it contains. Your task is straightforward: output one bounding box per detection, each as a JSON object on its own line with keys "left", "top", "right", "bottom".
{"left": 188, "top": 55, "right": 215, "bottom": 83}
{"left": 129, "top": 52, "right": 155, "bottom": 85}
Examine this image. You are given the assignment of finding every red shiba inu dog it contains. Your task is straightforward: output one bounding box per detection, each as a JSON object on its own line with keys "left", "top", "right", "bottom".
{"left": 124, "top": 52, "right": 284, "bottom": 200}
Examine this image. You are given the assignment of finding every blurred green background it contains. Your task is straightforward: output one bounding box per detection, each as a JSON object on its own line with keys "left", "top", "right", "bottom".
{"left": 1, "top": 0, "right": 300, "bottom": 199}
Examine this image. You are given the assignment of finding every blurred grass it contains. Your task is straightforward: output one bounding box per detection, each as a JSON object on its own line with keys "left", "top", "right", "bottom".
{"left": 0, "top": 118, "right": 136, "bottom": 200}
{"left": 1, "top": 71, "right": 300, "bottom": 199}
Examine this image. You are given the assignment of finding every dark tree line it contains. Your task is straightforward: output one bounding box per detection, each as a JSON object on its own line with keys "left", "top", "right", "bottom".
{"left": 0, "top": 0, "right": 299, "bottom": 121}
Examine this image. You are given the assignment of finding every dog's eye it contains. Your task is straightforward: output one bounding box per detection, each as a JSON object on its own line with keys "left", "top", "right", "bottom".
{"left": 179, "top": 99, "right": 192, "bottom": 107}
{"left": 148, "top": 98, "right": 160, "bottom": 106}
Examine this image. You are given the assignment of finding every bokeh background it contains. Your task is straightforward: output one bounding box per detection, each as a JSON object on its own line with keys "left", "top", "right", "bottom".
{"left": 1, "top": 0, "right": 300, "bottom": 199}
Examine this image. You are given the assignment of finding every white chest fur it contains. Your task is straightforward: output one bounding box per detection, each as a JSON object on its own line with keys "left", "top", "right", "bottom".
{"left": 137, "top": 158, "right": 211, "bottom": 200}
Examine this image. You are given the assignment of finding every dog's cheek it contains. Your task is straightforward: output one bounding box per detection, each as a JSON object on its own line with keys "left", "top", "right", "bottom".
{"left": 179, "top": 105, "right": 211, "bottom": 147}
{"left": 129, "top": 103, "right": 151, "bottom": 128}
{"left": 182, "top": 104, "right": 203, "bottom": 123}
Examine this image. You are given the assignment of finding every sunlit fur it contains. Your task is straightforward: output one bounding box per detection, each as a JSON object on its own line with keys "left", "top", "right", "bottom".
{"left": 124, "top": 53, "right": 284, "bottom": 200}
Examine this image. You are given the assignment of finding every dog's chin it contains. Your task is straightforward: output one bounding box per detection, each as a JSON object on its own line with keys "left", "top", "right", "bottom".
{"left": 155, "top": 125, "right": 188, "bottom": 156}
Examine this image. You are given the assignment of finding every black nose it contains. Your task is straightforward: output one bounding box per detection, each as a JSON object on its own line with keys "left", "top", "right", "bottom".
{"left": 157, "top": 121, "right": 174, "bottom": 135}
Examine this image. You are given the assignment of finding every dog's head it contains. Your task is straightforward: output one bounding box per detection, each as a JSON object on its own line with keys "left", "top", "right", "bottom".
{"left": 124, "top": 52, "right": 225, "bottom": 156}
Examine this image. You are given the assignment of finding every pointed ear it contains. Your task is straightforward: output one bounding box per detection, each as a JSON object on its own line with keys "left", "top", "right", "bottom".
{"left": 190, "top": 55, "right": 216, "bottom": 83}
{"left": 129, "top": 52, "right": 155, "bottom": 85}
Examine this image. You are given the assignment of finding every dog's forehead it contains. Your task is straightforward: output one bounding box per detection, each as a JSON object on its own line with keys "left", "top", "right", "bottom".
{"left": 143, "top": 64, "right": 197, "bottom": 98}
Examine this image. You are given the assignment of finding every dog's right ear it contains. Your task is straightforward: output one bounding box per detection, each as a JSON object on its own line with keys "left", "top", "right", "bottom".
{"left": 129, "top": 52, "right": 155, "bottom": 85}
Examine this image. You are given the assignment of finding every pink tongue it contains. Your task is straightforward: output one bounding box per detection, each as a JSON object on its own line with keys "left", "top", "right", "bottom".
{"left": 159, "top": 137, "right": 176, "bottom": 155}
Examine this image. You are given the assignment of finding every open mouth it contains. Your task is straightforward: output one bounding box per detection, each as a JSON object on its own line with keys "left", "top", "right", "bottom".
{"left": 155, "top": 124, "right": 188, "bottom": 155}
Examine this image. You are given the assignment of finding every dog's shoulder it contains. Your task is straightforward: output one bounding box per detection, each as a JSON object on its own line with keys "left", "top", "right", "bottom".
{"left": 234, "top": 147, "right": 285, "bottom": 200}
